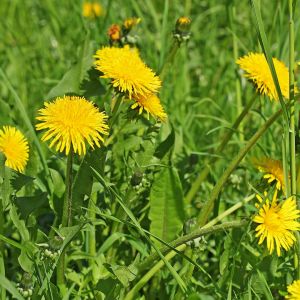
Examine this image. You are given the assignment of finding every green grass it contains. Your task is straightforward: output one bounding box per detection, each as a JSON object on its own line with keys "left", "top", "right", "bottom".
{"left": 0, "top": 0, "right": 300, "bottom": 299}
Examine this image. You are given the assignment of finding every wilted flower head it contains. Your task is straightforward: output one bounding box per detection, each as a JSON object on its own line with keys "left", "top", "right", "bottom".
{"left": 82, "top": 2, "right": 103, "bottom": 18}
{"left": 253, "top": 190, "right": 300, "bottom": 256}
{"left": 94, "top": 46, "right": 161, "bottom": 98}
{"left": 131, "top": 93, "right": 167, "bottom": 122}
{"left": 237, "top": 53, "right": 290, "bottom": 101}
{"left": 36, "top": 96, "right": 109, "bottom": 155}
{"left": 108, "top": 24, "right": 121, "bottom": 42}
{"left": 253, "top": 157, "right": 285, "bottom": 191}
{"left": 0, "top": 126, "right": 29, "bottom": 173}
{"left": 286, "top": 280, "right": 300, "bottom": 299}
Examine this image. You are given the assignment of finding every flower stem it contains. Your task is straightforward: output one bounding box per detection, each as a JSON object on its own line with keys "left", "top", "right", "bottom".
{"left": 229, "top": 5, "right": 243, "bottom": 143}
{"left": 289, "top": 0, "right": 296, "bottom": 197}
{"left": 159, "top": 40, "right": 180, "bottom": 81}
{"left": 185, "top": 95, "right": 256, "bottom": 205}
{"left": 128, "top": 221, "right": 247, "bottom": 300}
{"left": 288, "top": 0, "right": 300, "bottom": 279}
{"left": 197, "top": 108, "right": 282, "bottom": 227}
{"left": 62, "top": 150, "right": 74, "bottom": 227}
{"left": 57, "top": 149, "right": 74, "bottom": 293}
{"left": 0, "top": 155, "right": 6, "bottom": 300}
{"left": 88, "top": 191, "right": 97, "bottom": 282}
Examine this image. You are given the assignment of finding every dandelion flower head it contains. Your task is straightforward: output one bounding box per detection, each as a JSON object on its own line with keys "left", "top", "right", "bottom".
{"left": 131, "top": 94, "right": 167, "bottom": 122}
{"left": 83, "top": 2, "right": 103, "bottom": 18}
{"left": 123, "top": 17, "right": 141, "bottom": 30}
{"left": 36, "top": 96, "right": 109, "bottom": 156}
{"left": 237, "top": 53, "right": 290, "bottom": 101}
{"left": 94, "top": 46, "right": 161, "bottom": 98}
{"left": 253, "top": 157, "right": 284, "bottom": 191}
{"left": 0, "top": 126, "right": 29, "bottom": 173}
{"left": 253, "top": 190, "right": 300, "bottom": 256}
{"left": 286, "top": 280, "right": 300, "bottom": 299}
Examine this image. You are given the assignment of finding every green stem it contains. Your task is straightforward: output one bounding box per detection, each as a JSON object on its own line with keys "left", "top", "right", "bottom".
{"left": 288, "top": 0, "right": 299, "bottom": 278}
{"left": 159, "top": 39, "right": 181, "bottom": 81}
{"left": 62, "top": 151, "right": 74, "bottom": 227}
{"left": 229, "top": 5, "right": 243, "bottom": 142}
{"left": 109, "top": 95, "right": 122, "bottom": 128}
{"left": 185, "top": 95, "right": 256, "bottom": 205}
{"left": 137, "top": 220, "right": 247, "bottom": 273}
{"left": 106, "top": 187, "right": 136, "bottom": 261}
{"left": 0, "top": 190, "right": 5, "bottom": 300}
{"left": 128, "top": 221, "right": 247, "bottom": 299}
{"left": 282, "top": 137, "right": 291, "bottom": 196}
{"left": 197, "top": 108, "right": 282, "bottom": 226}
{"left": 88, "top": 192, "right": 97, "bottom": 282}
{"left": 126, "top": 245, "right": 186, "bottom": 300}
{"left": 57, "top": 150, "right": 74, "bottom": 293}
{"left": 289, "top": 0, "right": 296, "bottom": 196}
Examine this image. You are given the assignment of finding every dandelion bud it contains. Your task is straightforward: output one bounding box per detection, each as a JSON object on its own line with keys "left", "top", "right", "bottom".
{"left": 123, "top": 17, "right": 141, "bottom": 33}
{"left": 174, "top": 17, "right": 191, "bottom": 43}
{"left": 131, "top": 170, "right": 143, "bottom": 186}
{"left": 108, "top": 24, "right": 121, "bottom": 42}
{"left": 176, "top": 17, "right": 191, "bottom": 33}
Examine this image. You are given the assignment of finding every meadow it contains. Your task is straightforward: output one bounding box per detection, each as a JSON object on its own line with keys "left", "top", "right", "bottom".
{"left": 1, "top": 0, "right": 300, "bottom": 299}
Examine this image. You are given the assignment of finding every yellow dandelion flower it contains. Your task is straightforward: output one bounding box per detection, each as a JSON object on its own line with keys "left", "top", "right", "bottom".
{"left": 94, "top": 46, "right": 161, "bottom": 98}
{"left": 123, "top": 17, "right": 141, "bottom": 30}
{"left": 253, "top": 157, "right": 285, "bottom": 190}
{"left": 236, "top": 53, "right": 290, "bottom": 101}
{"left": 253, "top": 190, "right": 300, "bottom": 256}
{"left": 0, "top": 126, "right": 29, "bottom": 173}
{"left": 176, "top": 16, "right": 191, "bottom": 26}
{"left": 36, "top": 96, "right": 109, "bottom": 156}
{"left": 83, "top": 2, "right": 103, "bottom": 18}
{"left": 131, "top": 93, "right": 167, "bottom": 122}
{"left": 286, "top": 280, "right": 300, "bottom": 299}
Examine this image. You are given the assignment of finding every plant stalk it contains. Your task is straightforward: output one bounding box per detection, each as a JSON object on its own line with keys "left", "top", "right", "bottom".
{"left": 288, "top": 0, "right": 299, "bottom": 279}
{"left": 197, "top": 108, "right": 282, "bottom": 226}
{"left": 57, "top": 150, "right": 74, "bottom": 292}
{"left": 88, "top": 191, "right": 97, "bottom": 282}
{"left": 185, "top": 95, "right": 256, "bottom": 205}
{"left": 128, "top": 221, "right": 247, "bottom": 299}
{"left": 288, "top": 0, "right": 296, "bottom": 197}
{"left": 137, "top": 220, "right": 247, "bottom": 273}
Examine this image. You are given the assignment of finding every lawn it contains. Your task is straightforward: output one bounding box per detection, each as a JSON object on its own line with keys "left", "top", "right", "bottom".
{"left": 0, "top": 0, "right": 300, "bottom": 299}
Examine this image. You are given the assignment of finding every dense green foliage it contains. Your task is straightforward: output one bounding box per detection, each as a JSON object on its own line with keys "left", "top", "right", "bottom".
{"left": 1, "top": 0, "right": 300, "bottom": 299}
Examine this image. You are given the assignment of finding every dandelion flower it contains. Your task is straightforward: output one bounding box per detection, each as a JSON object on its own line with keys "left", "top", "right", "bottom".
{"left": 286, "top": 280, "right": 300, "bottom": 299}
{"left": 176, "top": 16, "right": 191, "bottom": 31}
{"left": 36, "top": 96, "right": 109, "bottom": 155}
{"left": 237, "top": 53, "right": 290, "bottom": 101}
{"left": 94, "top": 46, "right": 161, "bottom": 98}
{"left": 253, "top": 157, "right": 285, "bottom": 190}
{"left": 123, "top": 17, "right": 141, "bottom": 31}
{"left": 0, "top": 126, "right": 29, "bottom": 173}
{"left": 131, "top": 93, "right": 167, "bottom": 122}
{"left": 83, "top": 2, "right": 103, "bottom": 18}
{"left": 253, "top": 190, "right": 300, "bottom": 256}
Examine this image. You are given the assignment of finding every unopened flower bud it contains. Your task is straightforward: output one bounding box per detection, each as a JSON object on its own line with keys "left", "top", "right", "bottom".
{"left": 131, "top": 171, "right": 143, "bottom": 186}
{"left": 175, "top": 17, "right": 191, "bottom": 33}
{"left": 108, "top": 24, "right": 121, "bottom": 42}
